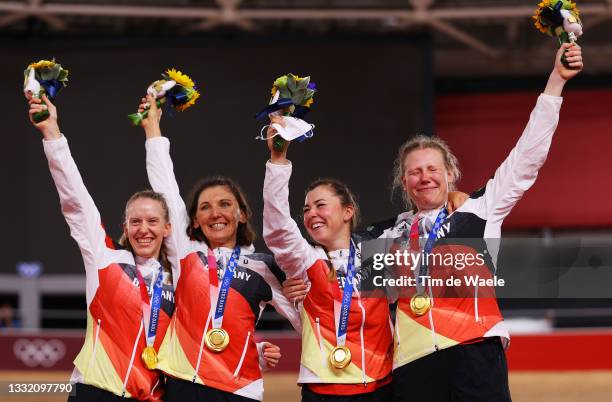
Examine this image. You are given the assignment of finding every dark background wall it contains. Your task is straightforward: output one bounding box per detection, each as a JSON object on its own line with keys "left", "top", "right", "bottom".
{"left": 0, "top": 33, "right": 433, "bottom": 274}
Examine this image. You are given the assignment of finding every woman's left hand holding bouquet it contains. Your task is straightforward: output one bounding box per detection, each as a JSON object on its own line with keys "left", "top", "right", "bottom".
{"left": 128, "top": 68, "right": 200, "bottom": 127}
{"left": 139, "top": 94, "right": 162, "bottom": 139}
{"left": 23, "top": 59, "right": 68, "bottom": 123}
{"left": 28, "top": 94, "right": 61, "bottom": 140}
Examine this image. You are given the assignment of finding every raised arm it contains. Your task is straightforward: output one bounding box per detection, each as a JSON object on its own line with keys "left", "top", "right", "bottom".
{"left": 262, "top": 118, "right": 321, "bottom": 279}
{"left": 475, "top": 43, "right": 583, "bottom": 228}
{"left": 30, "top": 96, "right": 117, "bottom": 303}
{"left": 140, "top": 95, "right": 197, "bottom": 285}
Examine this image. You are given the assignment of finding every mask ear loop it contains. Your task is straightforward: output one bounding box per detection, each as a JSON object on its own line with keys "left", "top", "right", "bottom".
{"left": 255, "top": 125, "right": 280, "bottom": 141}
{"left": 255, "top": 122, "right": 316, "bottom": 141}
{"left": 256, "top": 109, "right": 284, "bottom": 140}
{"left": 302, "top": 124, "right": 316, "bottom": 139}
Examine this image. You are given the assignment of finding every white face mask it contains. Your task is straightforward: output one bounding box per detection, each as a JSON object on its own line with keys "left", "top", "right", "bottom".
{"left": 560, "top": 9, "right": 583, "bottom": 37}
{"left": 147, "top": 79, "right": 177, "bottom": 99}
{"left": 23, "top": 68, "right": 41, "bottom": 100}
{"left": 256, "top": 115, "right": 315, "bottom": 142}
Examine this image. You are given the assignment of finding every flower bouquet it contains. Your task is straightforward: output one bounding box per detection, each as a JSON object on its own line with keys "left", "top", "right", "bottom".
{"left": 23, "top": 59, "right": 69, "bottom": 123}
{"left": 533, "top": 0, "right": 583, "bottom": 67}
{"left": 128, "top": 68, "right": 200, "bottom": 126}
{"left": 255, "top": 73, "right": 316, "bottom": 151}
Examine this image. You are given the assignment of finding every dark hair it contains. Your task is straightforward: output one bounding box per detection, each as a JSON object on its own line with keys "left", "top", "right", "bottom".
{"left": 186, "top": 176, "right": 256, "bottom": 247}
{"left": 305, "top": 178, "right": 360, "bottom": 282}
{"left": 305, "top": 178, "right": 361, "bottom": 232}
{"left": 119, "top": 190, "right": 172, "bottom": 275}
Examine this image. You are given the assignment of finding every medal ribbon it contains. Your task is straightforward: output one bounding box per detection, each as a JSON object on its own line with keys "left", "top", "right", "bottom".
{"left": 207, "top": 246, "right": 241, "bottom": 329}
{"left": 409, "top": 208, "right": 448, "bottom": 292}
{"left": 333, "top": 242, "right": 356, "bottom": 347}
{"left": 135, "top": 264, "right": 164, "bottom": 348}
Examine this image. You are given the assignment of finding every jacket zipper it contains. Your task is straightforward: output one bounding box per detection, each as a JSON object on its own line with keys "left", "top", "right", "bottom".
{"left": 394, "top": 313, "right": 407, "bottom": 364}
{"left": 356, "top": 294, "right": 367, "bottom": 385}
{"left": 86, "top": 318, "right": 102, "bottom": 377}
{"left": 122, "top": 320, "right": 144, "bottom": 397}
{"left": 150, "top": 378, "right": 160, "bottom": 397}
{"left": 315, "top": 317, "right": 325, "bottom": 366}
{"left": 193, "top": 311, "right": 213, "bottom": 382}
{"left": 427, "top": 291, "right": 439, "bottom": 351}
{"left": 233, "top": 331, "right": 251, "bottom": 378}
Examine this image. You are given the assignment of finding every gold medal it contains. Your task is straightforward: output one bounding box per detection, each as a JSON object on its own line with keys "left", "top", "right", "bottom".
{"left": 410, "top": 293, "right": 431, "bottom": 316}
{"left": 205, "top": 328, "right": 229, "bottom": 352}
{"left": 141, "top": 346, "right": 158, "bottom": 370}
{"left": 329, "top": 345, "right": 351, "bottom": 369}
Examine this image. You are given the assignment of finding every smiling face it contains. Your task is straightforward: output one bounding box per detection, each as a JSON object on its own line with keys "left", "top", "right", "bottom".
{"left": 303, "top": 184, "right": 354, "bottom": 251}
{"left": 193, "top": 185, "right": 246, "bottom": 249}
{"left": 401, "top": 147, "right": 454, "bottom": 211}
{"left": 123, "top": 197, "right": 171, "bottom": 259}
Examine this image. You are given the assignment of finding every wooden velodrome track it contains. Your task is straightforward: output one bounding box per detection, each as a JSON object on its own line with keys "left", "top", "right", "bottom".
{"left": 1, "top": 370, "right": 611, "bottom": 401}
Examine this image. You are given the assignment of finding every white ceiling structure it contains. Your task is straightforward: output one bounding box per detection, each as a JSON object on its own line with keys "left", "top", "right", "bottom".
{"left": 1, "top": 0, "right": 611, "bottom": 76}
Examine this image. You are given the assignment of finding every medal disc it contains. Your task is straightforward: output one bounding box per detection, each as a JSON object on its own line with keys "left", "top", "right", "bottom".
{"left": 410, "top": 293, "right": 431, "bottom": 316}
{"left": 329, "top": 345, "right": 351, "bottom": 369}
{"left": 205, "top": 328, "right": 230, "bottom": 352}
{"left": 141, "top": 346, "right": 158, "bottom": 370}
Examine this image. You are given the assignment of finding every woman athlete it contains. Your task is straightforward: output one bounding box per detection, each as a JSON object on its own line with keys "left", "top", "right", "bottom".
{"left": 30, "top": 95, "right": 174, "bottom": 401}
{"left": 138, "top": 96, "right": 301, "bottom": 402}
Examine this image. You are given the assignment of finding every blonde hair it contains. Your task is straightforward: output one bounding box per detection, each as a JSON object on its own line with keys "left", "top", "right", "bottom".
{"left": 392, "top": 135, "right": 462, "bottom": 210}
{"left": 119, "top": 190, "right": 172, "bottom": 275}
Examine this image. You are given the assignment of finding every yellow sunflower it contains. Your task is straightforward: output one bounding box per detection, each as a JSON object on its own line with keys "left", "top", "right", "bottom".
{"left": 533, "top": 13, "right": 549, "bottom": 34}
{"left": 176, "top": 89, "right": 200, "bottom": 112}
{"left": 28, "top": 59, "right": 56, "bottom": 70}
{"left": 166, "top": 68, "right": 195, "bottom": 88}
{"left": 533, "top": 0, "right": 580, "bottom": 34}
{"left": 304, "top": 97, "right": 314, "bottom": 108}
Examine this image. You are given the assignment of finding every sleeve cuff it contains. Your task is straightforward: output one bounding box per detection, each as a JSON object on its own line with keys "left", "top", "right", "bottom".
{"left": 42, "top": 134, "right": 67, "bottom": 152}
{"left": 266, "top": 159, "right": 292, "bottom": 168}
{"left": 145, "top": 135, "right": 169, "bottom": 146}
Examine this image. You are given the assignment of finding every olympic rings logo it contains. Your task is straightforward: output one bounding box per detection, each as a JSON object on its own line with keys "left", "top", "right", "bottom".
{"left": 13, "top": 339, "right": 66, "bottom": 368}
